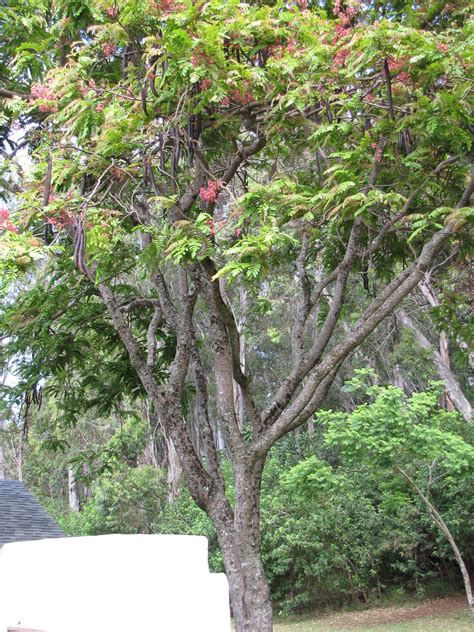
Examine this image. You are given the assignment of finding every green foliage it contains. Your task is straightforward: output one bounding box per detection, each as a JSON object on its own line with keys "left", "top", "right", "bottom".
{"left": 262, "top": 457, "right": 384, "bottom": 613}
{"left": 321, "top": 381, "right": 474, "bottom": 475}
{"left": 260, "top": 432, "right": 472, "bottom": 613}
{"left": 60, "top": 465, "right": 167, "bottom": 535}
{"left": 268, "top": 382, "right": 474, "bottom": 612}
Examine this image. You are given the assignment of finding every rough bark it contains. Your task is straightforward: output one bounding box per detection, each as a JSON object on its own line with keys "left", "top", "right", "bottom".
{"left": 219, "top": 529, "right": 273, "bottom": 632}
{"left": 233, "top": 285, "right": 248, "bottom": 431}
{"left": 209, "top": 464, "right": 272, "bottom": 632}
{"left": 165, "top": 436, "right": 182, "bottom": 501}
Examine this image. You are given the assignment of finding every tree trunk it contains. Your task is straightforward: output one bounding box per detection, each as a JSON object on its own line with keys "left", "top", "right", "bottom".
{"left": 392, "top": 363, "right": 407, "bottom": 391}
{"left": 225, "top": 541, "right": 272, "bottom": 632}
{"left": 165, "top": 435, "right": 182, "bottom": 501}
{"left": 81, "top": 462, "right": 92, "bottom": 501}
{"left": 207, "top": 464, "right": 273, "bottom": 632}
{"left": 215, "top": 518, "right": 273, "bottom": 632}
{"left": 398, "top": 309, "right": 472, "bottom": 421}
{"left": 397, "top": 467, "right": 474, "bottom": 617}
{"left": 427, "top": 505, "right": 474, "bottom": 618}
{"left": 418, "top": 277, "right": 472, "bottom": 420}
{"left": 233, "top": 285, "right": 248, "bottom": 432}
{"left": 68, "top": 466, "right": 80, "bottom": 512}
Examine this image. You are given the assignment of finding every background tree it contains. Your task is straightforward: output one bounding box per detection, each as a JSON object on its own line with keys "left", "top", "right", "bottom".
{"left": 306, "top": 375, "right": 474, "bottom": 615}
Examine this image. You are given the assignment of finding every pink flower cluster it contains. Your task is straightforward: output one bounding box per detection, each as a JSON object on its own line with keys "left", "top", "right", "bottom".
{"left": 335, "top": 22, "right": 350, "bottom": 39}
{"left": 334, "top": 0, "right": 360, "bottom": 20}
{"left": 199, "top": 180, "right": 223, "bottom": 204}
{"left": 107, "top": 6, "right": 118, "bottom": 18}
{"left": 396, "top": 72, "right": 410, "bottom": 85}
{"left": 191, "top": 51, "right": 213, "bottom": 67}
{"left": 333, "top": 0, "right": 360, "bottom": 40}
{"left": 31, "top": 83, "right": 53, "bottom": 99}
{"left": 205, "top": 218, "right": 229, "bottom": 236}
{"left": 38, "top": 104, "right": 57, "bottom": 113}
{"left": 332, "top": 48, "right": 349, "bottom": 69}
{"left": 287, "top": 38, "right": 297, "bottom": 54}
{"left": 0, "top": 206, "right": 19, "bottom": 233}
{"left": 371, "top": 143, "right": 383, "bottom": 163}
{"left": 102, "top": 42, "right": 116, "bottom": 57}
{"left": 386, "top": 58, "right": 404, "bottom": 73}
{"left": 265, "top": 37, "right": 300, "bottom": 60}
{"left": 220, "top": 81, "right": 254, "bottom": 106}
{"left": 30, "top": 82, "right": 58, "bottom": 113}
{"left": 385, "top": 58, "right": 410, "bottom": 85}
{"left": 150, "top": 0, "right": 180, "bottom": 12}
{"left": 227, "top": 80, "right": 255, "bottom": 105}
{"left": 46, "top": 207, "right": 75, "bottom": 229}
{"left": 206, "top": 219, "right": 215, "bottom": 235}
{"left": 331, "top": 0, "right": 361, "bottom": 69}
{"left": 230, "top": 89, "right": 254, "bottom": 105}
{"left": 79, "top": 79, "right": 98, "bottom": 97}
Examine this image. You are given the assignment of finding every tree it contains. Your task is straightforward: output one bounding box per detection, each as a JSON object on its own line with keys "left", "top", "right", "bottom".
{"left": 0, "top": 1, "right": 472, "bottom": 629}
{"left": 398, "top": 305, "right": 472, "bottom": 421}
{"left": 316, "top": 377, "right": 474, "bottom": 616}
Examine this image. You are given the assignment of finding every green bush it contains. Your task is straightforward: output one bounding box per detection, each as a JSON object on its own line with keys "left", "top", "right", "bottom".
{"left": 58, "top": 465, "right": 167, "bottom": 535}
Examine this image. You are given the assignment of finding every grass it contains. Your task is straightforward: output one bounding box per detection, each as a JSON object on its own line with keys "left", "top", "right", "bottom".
{"left": 273, "top": 613, "right": 472, "bottom": 631}
{"left": 272, "top": 601, "right": 472, "bottom": 631}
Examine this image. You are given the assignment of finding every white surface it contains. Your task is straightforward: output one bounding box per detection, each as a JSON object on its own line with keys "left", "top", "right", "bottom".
{"left": 0, "top": 534, "right": 230, "bottom": 631}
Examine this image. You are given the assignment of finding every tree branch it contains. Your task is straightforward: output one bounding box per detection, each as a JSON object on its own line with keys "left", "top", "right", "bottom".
{"left": 397, "top": 308, "right": 472, "bottom": 421}
{"left": 190, "top": 338, "right": 225, "bottom": 482}
{"left": 0, "top": 87, "right": 27, "bottom": 99}
{"left": 97, "top": 281, "right": 214, "bottom": 510}
{"left": 146, "top": 305, "right": 163, "bottom": 367}
{"left": 167, "top": 276, "right": 200, "bottom": 392}
{"left": 252, "top": 210, "right": 466, "bottom": 460}
{"left": 262, "top": 218, "right": 363, "bottom": 427}
{"left": 290, "top": 235, "right": 311, "bottom": 367}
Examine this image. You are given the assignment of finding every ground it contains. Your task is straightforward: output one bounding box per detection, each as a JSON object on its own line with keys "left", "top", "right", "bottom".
{"left": 273, "top": 595, "right": 472, "bottom": 631}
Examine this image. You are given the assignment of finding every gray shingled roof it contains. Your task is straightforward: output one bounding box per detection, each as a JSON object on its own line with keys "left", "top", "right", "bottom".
{"left": 0, "top": 479, "right": 64, "bottom": 546}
